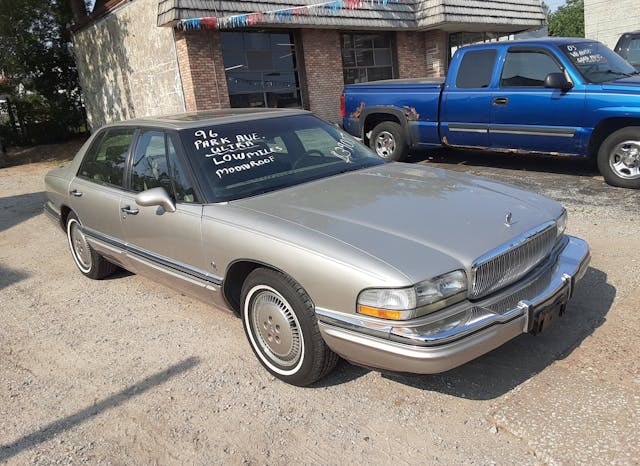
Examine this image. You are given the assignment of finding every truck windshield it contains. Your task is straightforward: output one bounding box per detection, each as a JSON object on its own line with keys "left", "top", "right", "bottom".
{"left": 180, "top": 114, "right": 384, "bottom": 203}
{"left": 560, "top": 42, "right": 638, "bottom": 83}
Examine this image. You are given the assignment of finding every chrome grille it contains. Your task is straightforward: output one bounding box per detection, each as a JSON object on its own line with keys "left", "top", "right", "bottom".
{"left": 471, "top": 222, "right": 557, "bottom": 299}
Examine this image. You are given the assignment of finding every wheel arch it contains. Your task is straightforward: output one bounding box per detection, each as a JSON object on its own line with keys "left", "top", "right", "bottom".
{"left": 361, "top": 107, "right": 409, "bottom": 146}
{"left": 223, "top": 259, "right": 297, "bottom": 315}
{"left": 588, "top": 117, "right": 640, "bottom": 158}
{"left": 60, "top": 205, "right": 72, "bottom": 231}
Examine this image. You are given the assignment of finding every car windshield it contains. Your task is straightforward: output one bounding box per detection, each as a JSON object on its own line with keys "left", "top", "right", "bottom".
{"left": 560, "top": 41, "right": 639, "bottom": 83}
{"left": 180, "top": 114, "right": 384, "bottom": 202}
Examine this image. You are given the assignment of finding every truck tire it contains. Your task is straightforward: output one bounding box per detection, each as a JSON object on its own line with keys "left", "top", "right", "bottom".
{"left": 597, "top": 127, "right": 640, "bottom": 189}
{"left": 369, "top": 121, "right": 409, "bottom": 162}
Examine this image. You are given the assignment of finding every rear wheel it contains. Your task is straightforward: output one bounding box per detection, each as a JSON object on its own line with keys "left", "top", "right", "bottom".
{"left": 241, "top": 268, "right": 338, "bottom": 386}
{"left": 369, "top": 121, "right": 409, "bottom": 162}
{"left": 597, "top": 127, "right": 640, "bottom": 189}
{"left": 66, "top": 212, "right": 117, "bottom": 279}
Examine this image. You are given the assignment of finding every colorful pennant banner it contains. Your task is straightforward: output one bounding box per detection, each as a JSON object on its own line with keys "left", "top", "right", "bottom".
{"left": 176, "top": 0, "right": 401, "bottom": 31}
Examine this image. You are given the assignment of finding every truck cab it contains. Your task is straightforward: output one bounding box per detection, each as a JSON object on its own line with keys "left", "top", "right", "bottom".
{"left": 342, "top": 38, "right": 640, "bottom": 189}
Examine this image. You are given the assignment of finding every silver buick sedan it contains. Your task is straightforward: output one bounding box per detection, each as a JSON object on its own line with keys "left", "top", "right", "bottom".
{"left": 45, "top": 109, "right": 590, "bottom": 386}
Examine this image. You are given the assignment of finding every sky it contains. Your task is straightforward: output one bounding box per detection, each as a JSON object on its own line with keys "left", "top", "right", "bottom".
{"left": 545, "top": 0, "right": 567, "bottom": 11}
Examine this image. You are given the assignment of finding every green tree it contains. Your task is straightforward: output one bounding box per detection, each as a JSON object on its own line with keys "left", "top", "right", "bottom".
{"left": 0, "top": 0, "right": 86, "bottom": 143}
{"left": 548, "top": 0, "right": 585, "bottom": 37}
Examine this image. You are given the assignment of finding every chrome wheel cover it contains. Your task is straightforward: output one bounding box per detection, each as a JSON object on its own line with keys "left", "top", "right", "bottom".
{"left": 609, "top": 140, "right": 640, "bottom": 180}
{"left": 374, "top": 131, "right": 396, "bottom": 159}
{"left": 67, "top": 218, "right": 92, "bottom": 273}
{"left": 248, "top": 287, "right": 303, "bottom": 370}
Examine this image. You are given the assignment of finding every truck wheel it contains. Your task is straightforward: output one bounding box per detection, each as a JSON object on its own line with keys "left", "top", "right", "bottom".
{"left": 370, "top": 121, "right": 409, "bottom": 162}
{"left": 241, "top": 268, "right": 338, "bottom": 386}
{"left": 597, "top": 127, "right": 640, "bottom": 189}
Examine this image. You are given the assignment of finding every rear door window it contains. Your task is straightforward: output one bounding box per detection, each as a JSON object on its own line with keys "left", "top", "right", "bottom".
{"left": 78, "top": 128, "right": 135, "bottom": 189}
{"left": 455, "top": 50, "right": 497, "bottom": 88}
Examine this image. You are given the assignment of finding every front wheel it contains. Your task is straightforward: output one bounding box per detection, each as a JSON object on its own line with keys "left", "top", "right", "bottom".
{"left": 597, "top": 127, "right": 640, "bottom": 189}
{"left": 369, "top": 121, "right": 409, "bottom": 162}
{"left": 241, "top": 268, "right": 338, "bottom": 386}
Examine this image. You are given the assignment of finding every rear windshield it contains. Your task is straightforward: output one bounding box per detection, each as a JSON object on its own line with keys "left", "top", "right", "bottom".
{"left": 180, "top": 114, "right": 384, "bottom": 202}
{"left": 560, "top": 42, "right": 638, "bottom": 83}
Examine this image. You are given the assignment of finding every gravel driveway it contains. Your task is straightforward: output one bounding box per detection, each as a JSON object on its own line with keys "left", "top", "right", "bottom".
{"left": 1, "top": 150, "right": 638, "bottom": 464}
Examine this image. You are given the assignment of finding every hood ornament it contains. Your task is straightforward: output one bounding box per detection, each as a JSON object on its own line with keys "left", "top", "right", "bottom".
{"left": 504, "top": 212, "right": 513, "bottom": 227}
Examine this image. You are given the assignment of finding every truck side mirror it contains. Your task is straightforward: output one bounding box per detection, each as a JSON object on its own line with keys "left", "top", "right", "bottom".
{"left": 544, "top": 73, "right": 573, "bottom": 91}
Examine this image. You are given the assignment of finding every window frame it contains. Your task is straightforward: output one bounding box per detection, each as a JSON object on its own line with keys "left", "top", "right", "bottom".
{"left": 340, "top": 32, "right": 396, "bottom": 85}
{"left": 499, "top": 46, "right": 566, "bottom": 89}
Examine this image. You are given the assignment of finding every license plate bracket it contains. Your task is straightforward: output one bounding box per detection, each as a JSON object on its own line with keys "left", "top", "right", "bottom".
{"left": 529, "top": 290, "right": 569, "bottom": 335}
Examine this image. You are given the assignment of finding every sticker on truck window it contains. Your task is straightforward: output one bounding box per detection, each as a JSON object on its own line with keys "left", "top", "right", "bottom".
{"left": 565, "top": 44, "right": 607, "bottom": 65}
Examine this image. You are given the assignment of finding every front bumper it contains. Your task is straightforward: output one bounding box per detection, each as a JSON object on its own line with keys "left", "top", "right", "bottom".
{"left": 316, "top": 236, "right": 590, "bottom": 374}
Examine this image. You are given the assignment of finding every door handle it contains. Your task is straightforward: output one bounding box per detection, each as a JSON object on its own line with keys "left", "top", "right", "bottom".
{"left": 121, "top": 206, "right": 139, "bottom": 215}
{"left": 493, "top": 97, "right": 509, "bottom": 106}
{"left": 69, "top": 189, "right": 83, "bottom": 197}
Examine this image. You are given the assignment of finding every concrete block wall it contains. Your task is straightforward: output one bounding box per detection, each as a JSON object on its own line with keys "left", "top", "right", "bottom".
{"left": 73, "top": 0, "right": 185, "bottom": 129}
{"left": 585, "top": 0, "right": 640, "bottom": 49}
{"left": 300, "top": 29, "right": 344, "bottom": 123}
{"left": 175, "top": 30, "right": 229, "bottom": 112}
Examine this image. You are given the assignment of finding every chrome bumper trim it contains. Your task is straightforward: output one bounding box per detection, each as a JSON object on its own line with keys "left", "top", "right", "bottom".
{"left": 317, "top": 236, "right": 590, "bottom": 374}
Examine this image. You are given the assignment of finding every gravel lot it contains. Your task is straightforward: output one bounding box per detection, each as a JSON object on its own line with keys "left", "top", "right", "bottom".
{"left": 1, "top": 148, "right": 638, "bottom": 465}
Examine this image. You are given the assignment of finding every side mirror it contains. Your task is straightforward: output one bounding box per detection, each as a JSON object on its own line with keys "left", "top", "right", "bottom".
{"left": 544, "top": 72, "right": 573, "bottom": 91}
{"left": 135, "top": 187, "right": 176, "bottom": 213}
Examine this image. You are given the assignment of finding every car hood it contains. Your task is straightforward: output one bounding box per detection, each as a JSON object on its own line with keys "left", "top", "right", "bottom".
{"left": 232, "top": 164, "right": 563, "bottom": 282}
{"left": 601, "top": 75, "right": 640, "bottom": 92}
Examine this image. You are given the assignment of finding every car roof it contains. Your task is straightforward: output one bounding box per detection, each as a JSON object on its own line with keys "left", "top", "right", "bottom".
{"left": 103, "top": 108, "right": 311, "bottom": 131}
{"left": 460, "top": 37, "right": 599, "bottom": 51}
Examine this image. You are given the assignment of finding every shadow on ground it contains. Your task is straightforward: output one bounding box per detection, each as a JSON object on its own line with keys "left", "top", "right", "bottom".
{"left": 0, "top": 357, "right": 199, "bottom": 462}
{"left": 0, "top": 263, "right": 29, "bottom": 290}
{"left": 410, "top": 148, "right": 599, "bottom": 178}
{"left": 0, "top": 192, "right": 45, "bottom": 234}
{"left": 319, "top": 267, "right": 614, "bottom": 398}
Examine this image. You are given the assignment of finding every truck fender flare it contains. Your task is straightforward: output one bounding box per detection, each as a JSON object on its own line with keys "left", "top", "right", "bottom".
{"left": 359, "top": 106, "right": 413, "bottom": 145}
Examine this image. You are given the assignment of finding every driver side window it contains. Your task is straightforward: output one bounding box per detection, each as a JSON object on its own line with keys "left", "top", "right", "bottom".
{"left": 500, "top": 51, "right": 562, "bottom": 87}
{"left": 130, "top": 129, "right": 198, "bottom": 203}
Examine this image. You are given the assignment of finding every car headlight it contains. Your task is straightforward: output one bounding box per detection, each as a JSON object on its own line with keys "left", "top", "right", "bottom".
{"left": 357, "top": 270, "right": 467, "bottom": 320}
{"left": 556, "top": 209, "right": 567, "bottom": 237}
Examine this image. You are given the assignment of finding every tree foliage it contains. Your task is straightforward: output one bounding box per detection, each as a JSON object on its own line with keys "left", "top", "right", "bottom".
{"left": 0, "top": 0, "right": 86, "bottom": 144}
{"left": 548, "top": 0, "right": 585, "bottom": 38}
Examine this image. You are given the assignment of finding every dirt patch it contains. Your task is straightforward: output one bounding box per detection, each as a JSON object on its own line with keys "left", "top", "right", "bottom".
{"left": 0, "top": 149, "right": 638, "bottom": 464}
{"left": 1, "top": 136, "right": 88, "bottom": 168}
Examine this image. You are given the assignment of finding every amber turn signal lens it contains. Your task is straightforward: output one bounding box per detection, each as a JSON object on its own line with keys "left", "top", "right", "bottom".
{"left": 357, "top": 305, "right": 403, "bottom": 320}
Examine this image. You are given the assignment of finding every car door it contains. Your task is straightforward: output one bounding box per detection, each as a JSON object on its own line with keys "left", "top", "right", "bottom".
{"left": 68, "top": 127, "right": 136, "bottom": 267}
{"left": 440, "top": 48, "right": 498, "bottom": 148}
{"left": 119, "top": 129, "right": 212, "bottom": 297}
{"left": 490, "top": 47, "right": 586, "bottom": 155}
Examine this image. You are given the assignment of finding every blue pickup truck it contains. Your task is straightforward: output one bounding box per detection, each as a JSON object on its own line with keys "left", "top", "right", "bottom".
{"left": 341, "top": 38, "right": 640, "bottom": 189}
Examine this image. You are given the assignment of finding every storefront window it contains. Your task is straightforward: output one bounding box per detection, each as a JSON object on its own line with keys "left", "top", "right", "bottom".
{"left": 341, "top": 33, "right": 394, "bottom": 84}
{"left": 221, "top": 32, "right": 303, "bottom": 109}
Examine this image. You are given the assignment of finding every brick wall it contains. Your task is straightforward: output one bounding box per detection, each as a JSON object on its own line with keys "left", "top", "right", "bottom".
{"left": 300, "top": 29, "right": 344, "bottom": 123}
{"left": 175, "top": 30, "right": 229, "bottom": 112}
{"left": 396, "top": 31, "right": 428, "bottom": 78}
{"left": 424, "top": 30, "right": 449, "bottom": 78}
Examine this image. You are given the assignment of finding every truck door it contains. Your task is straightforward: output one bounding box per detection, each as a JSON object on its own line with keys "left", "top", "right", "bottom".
{"left": 490, "top": 47, "right": 585, "bottom": 155}
{"left": 440, "top": 49, "right": 497, "bottom": 148}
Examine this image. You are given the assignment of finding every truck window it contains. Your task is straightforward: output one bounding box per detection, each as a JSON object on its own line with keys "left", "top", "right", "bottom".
{"left": 455, "top": 50, "right": 497, "bottom": 88}
{"left": 500, "top": 51, "right": 562, "bottom": 87}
